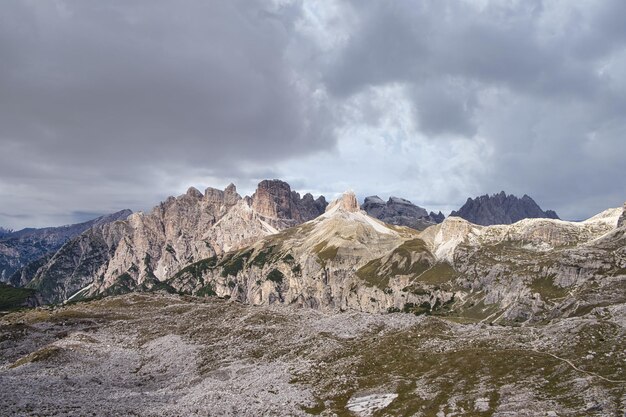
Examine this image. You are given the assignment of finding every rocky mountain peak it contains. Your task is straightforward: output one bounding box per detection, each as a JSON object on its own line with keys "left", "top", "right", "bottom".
{"left": 326, "top": 191, "right": 360, "bottom": 213}
{"left": 361, "top": 195, "right": 443, "bottom": 230}
{"left": 251, "top": 179, "right": 298, "bottom": 220}
{"left": 185, "top": 187, "right": 203, "bottom": 199}
{"left": 388, "top": 196, "right": 413, "bottom": 206}
{"left": 251, "top": 180, "right": 326, "bottom": 223}
{"left": 450, "top": 192, "right": 560, "bottom": 226}
{"left": 203, "top": 184, "right": 241, "bottom": 207}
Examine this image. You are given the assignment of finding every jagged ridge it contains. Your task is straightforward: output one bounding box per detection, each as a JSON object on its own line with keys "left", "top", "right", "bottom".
{"left": 450, "top": 191, "right": 559, "bottom": 226}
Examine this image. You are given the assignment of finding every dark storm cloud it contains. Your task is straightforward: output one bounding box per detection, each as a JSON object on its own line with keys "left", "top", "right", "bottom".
{"left": 0, "top": 0, "right": 334, "bottom": 228}
{"left": 1, "top": 0, "right": 625, "bottom": 227}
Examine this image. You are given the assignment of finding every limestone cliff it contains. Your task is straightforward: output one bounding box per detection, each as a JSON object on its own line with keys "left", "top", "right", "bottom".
{"left": 169, "top": 200, "right": 624, "bottom": 323}
{"left": 251, "top": 179, "right": 327, "bottom": 227}
{"left": 26, "top": 181, "right": 326, "bottom": 304}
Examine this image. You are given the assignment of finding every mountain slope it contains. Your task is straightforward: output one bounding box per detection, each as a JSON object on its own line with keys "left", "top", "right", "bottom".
{"left": 168, "top": 192, "right": 446, "bottom": 312}
{"left": 0, "top": 210, "right": 132, "bottom": 282}
{"left": 26, "top": 181, "right": 326, "bottom": 304}
{"left": 417, "top": 206, "right": 625, "bottom": 322}
{"left": 168, "top": 198, "right": 625, "bottom": 323}
{"left": 450, "top": 191, "right": 559, "bottom": 225}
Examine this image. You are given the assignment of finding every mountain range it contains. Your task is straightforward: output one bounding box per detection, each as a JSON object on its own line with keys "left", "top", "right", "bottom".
{"left": 0, "top": 210, "right": 132, "bottom": 283}
{"left": 0, "top": 180, "right": 621, "bottom": 327}
{"left": 450, "top": 191, "right": 559, "bottom": 225}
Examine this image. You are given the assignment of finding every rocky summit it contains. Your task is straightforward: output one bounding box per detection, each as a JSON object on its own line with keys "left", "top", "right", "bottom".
{"left": 251, "top": 179, "right": 327, "bottom": 226}
{"left": 362, "top": 195, "right": 444, "bottom": 230}
{"left": 450, "top": 191, "right": 559, "bottom": 226}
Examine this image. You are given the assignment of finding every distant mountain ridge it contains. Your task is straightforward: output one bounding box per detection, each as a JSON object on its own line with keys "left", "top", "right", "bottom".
{"left": 362, "top": 196, "right": 444, "bottom": 230}
{"left": 450, "top": 191, "right": 559, "bottom": 226}
{"left": 0, "top": 209, "right": 132, "bottom": 282}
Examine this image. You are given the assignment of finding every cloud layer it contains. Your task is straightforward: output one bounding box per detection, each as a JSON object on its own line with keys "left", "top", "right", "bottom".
{"left": 1, "top": 0, "right": 625, "bottom": 228}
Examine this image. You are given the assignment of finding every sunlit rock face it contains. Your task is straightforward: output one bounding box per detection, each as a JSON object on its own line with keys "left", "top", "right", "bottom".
{"left": 23, "top": 181, "right": 326, "bottom": 304}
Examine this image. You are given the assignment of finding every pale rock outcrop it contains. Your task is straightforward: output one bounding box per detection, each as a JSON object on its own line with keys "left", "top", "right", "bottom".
{"left": 251, "top": 179, "right": 327, "bottom": 226}
{"left": 170, "top": 192, "right": 434, "bottom": 314}
{"left": 170, "top": 202, "right": 625, "bottom": 323}
{"left": 326, "top": 191, "right": 360, "bottom": 213}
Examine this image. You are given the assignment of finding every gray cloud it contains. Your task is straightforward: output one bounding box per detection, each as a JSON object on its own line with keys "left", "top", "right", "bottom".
{"left": 0, "top": 0, "right": 334, "bottom": 228}
{"left": 316, "top": 0, "right": 626, "bottom": 219}
{"left": 1, "top": 0, "right": 625, "bottom": 228}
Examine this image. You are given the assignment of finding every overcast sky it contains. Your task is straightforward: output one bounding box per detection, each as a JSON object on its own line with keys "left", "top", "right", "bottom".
{"left": 1, "top": 0, "right": 625, "bottom": 229}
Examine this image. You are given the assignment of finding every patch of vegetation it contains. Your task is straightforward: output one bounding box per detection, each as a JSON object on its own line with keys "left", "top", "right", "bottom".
{"left": 403, "top": 301, "right": 431, "bottom": 316}
{"left": 291, "top": 264, "right": 302, "bottom": 276}
{"left": 313, "top": 241, "right": 339, "bottom": 265}
{"left": 357, "top": 239, "right": 435, "bottom": 290}
{"left": 607, "top": 267, "right": 626, "bottom": 277}
{"left": 530, "top": 275, "right": 569, "bottom": 300}
{"left": 270, "top": 222, "right": 315, "bottom": 242}
{"left": 402, "top": 285, "right": 429, "bottom": 295}
{"left": 196, "top": 285, "right": 217, "bottom": 297}
{"left": 457, "top": 299, "right": 501, "bottom": 321}
{"left": 282, "top": 253, "right": 295, "bottom": 264}
{"left": 103, "top": 272, "right": 135, "bottom": 297}
{"left": 220, "top": 249, "right": 253, "bottom": 277}
{"left": 140, "top": 278, "right": 177, "bottom": 294}
{"left": 356, "top": 259, "right": 387, "bottom": 289}
{"left": 10, "top": 345, "right": 62, "bottom": 368}
{"left": 173, "top": 256, "right": 218, "bottom": 280}
{"left": 267, "top": 269, "right": 285, "bottom": 284}
{"left": 0, "top": 283, "right": 37, "bottom": 311}
{"left": 251, "top": 246, "right": 278, "bottom": 268}
{"left": 299, "top": 399, "right": 326, "bottom": 415}
{"left": 414, "top": 262, "right": 459, "bottom": 285}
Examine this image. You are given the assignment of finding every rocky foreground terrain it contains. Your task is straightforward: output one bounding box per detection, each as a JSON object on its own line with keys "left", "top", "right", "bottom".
{"left": 0, "top": 292, "right": 624, "bottom": 416}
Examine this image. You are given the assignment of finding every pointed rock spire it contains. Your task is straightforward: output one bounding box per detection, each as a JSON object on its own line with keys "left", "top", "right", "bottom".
{"left": 326, "top": 191, "right": 360, "bottom": 213}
